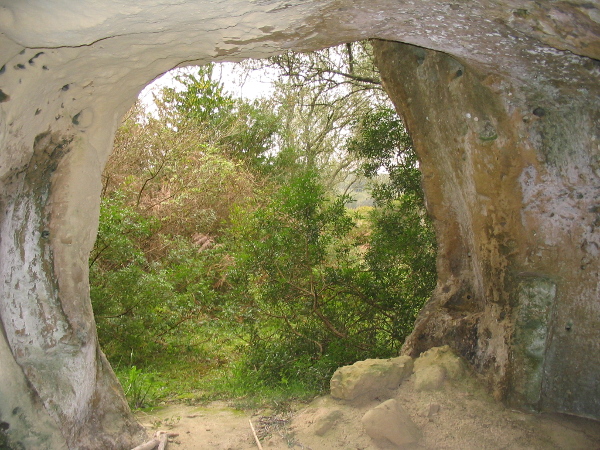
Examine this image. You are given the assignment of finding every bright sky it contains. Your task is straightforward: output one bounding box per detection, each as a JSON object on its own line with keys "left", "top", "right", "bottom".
{"left": 139, "top": 62, "right": 277, "bottom": 112}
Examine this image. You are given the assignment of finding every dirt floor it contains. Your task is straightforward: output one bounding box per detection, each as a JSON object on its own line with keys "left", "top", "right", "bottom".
{"left": 136, "top": 374, "right": 600, "bottom": 450}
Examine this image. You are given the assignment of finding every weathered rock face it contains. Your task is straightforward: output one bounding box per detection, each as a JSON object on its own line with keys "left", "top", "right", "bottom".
{"left": 0, "top": 1, "right": 598, "bottom": 448}
{"left": 372, "top": 37, "right": 600, "bottom": 417}
{"left": 361, "top": 398, "right": 422, "bottom": 448}
{"left": 330, "top": 356, "right": 413, "bottom": 401}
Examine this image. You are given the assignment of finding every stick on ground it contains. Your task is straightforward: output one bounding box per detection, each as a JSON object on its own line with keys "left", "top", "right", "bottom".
{"left": 249, "top": 419, "right": 264, "bottom": 450}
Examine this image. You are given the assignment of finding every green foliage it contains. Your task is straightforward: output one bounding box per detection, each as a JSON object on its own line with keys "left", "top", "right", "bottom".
{"left": 91, "top": 69, "right": 281, "bottom": 403}
{"left": 160, "top": 64, "right": 279, "bottom": 171}
{"left": 117, "top": 365, "right": 162, "bottom": 409}
{"left": 348, "top": 106, "right": 423, "bottom": 202}
{"left": 91, "top": 191, "right": 158, "bottom": 268}
{"left": 348, "top": 106, "right": 437, "bottom": 340}
{"left": 90, "top": 191, "right": 222, "bottom": 365}
{"left": 91, "top": 46, "right": 438, "bottom": 408}
{"left": 362, "top": 198, "right": 437, "bottom": 339}
{"left": 167, "top": 65, "right": 236, "bottom": 126}
{"left": 245, "top": 42, "right": 385, "bottom": 190}
{"left": 217, "top": 169, "right": 403, "bottom": 392}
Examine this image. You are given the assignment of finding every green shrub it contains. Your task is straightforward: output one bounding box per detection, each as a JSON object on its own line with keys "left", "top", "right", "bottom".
{"left": 117, "top": 365, "right": 162, "bottom": 409}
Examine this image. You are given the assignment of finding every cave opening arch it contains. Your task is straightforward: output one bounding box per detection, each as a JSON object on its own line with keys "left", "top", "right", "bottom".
{"left": 0, "top": 2, "right": 599, "bottom": 448}
{"left": 92, "top": 46, "right": 438, "bottom": 405}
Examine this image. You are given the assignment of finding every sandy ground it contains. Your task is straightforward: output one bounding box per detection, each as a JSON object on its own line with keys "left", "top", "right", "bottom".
{"left": 136, "top": 375, "right": 600, "bottom": 450}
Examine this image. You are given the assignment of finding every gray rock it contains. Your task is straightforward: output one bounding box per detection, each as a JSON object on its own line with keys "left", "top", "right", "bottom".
{"left": 413, "top": 346, "right": 465, "bottom": 380}
{"left": 330, "top": 356, "right": 413, "bottom": 401}
{"left": 313, "top": 409, "right": 344, "bottom": 436}
{"left": 414, "top": 365, "right": 446, "bottom": 391}
{"left": 362, "top": 399, "right": 422, "bottom": 448}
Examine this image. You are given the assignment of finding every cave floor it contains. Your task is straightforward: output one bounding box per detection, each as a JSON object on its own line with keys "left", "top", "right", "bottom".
{"left": 136, "top": 373, "right": 600, "bottom": 449}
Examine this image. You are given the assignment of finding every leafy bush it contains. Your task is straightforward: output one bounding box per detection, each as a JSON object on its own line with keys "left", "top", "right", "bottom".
{"left": 349, "top": 105, "right": 437, "bottom": 343}
{"left": 216, "top": 169, "right": 419, "bottom": 392}
{"left": 90, "top": 54, "right": 437, "bottom": 406}
{"left": 90, "top": 192, "right": 221, "bottom": 365}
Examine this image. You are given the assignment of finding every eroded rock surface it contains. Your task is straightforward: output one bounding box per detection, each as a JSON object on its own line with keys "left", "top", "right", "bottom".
{"left": 373, "top": 38, "right": 600, "bottom": 418}
{"left": 362, "top": 399, "right": 422, "bottom": 448}
{"left": 330, "top": 356, "right": 413, "bottom": 401}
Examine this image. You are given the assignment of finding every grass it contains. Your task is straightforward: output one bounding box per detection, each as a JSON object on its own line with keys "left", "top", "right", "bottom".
{"left": 114, "top": 355, "right": 325, "bottom": 414}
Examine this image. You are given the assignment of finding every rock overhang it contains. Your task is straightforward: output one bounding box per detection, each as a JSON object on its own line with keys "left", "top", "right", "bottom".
{"left": 0, "top": 1, "right": 598, "bottom": 448}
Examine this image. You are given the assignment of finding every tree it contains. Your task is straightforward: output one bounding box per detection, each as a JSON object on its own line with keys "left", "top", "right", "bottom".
{"left": 159, "top": 64, "right": 280, "bottom": 172}
{"left": 90, "top": 69, "right": 280, "bottom": 366}
{"left": 348, "top": 106, "right": 437, "bottom": 342}
{"left": 244, "top": 42, "right": 386, "bottom": 191}
{"left": 220, "top": 169, "right": 393, "bottom": 390}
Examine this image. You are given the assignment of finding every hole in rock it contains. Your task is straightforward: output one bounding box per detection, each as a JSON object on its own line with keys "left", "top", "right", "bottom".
{"left": 89, "top": 41, "right": 437, "bottom": 409}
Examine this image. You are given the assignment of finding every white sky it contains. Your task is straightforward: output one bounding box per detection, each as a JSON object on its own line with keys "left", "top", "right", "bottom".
{"left": 139, "top": 62, "right": 277, "bottom": 111}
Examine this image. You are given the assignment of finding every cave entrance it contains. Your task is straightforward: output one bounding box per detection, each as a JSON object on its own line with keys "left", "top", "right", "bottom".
{"left": 2, "top": 3, "right": 599, "bottom": 447}
{"left": 91, "top": 42, "right": 437, "bottom": 408}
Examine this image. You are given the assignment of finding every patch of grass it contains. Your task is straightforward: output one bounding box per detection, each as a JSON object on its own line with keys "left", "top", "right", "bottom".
{"left": 111, "top": 340, "right": 326, "bottom": 412}
{"left": 116, "top": 365, "right": 163, "bottom": 409}
{"left": 125, "top": 359, "right": 320, "bottom": 412}
{"left": 196, "top": 361, "right": 325, "bottom": 413}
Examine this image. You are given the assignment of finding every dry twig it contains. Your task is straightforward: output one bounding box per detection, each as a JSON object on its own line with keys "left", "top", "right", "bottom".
{"left": 249, "top": 419, "right": 264, "bottom": 450}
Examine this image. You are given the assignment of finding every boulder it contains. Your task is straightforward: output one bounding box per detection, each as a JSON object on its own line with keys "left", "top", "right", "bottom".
{"left": 330, "top": 356, "right": 413, "bottom": 401}
{"left": 362, "top": 399, "right": 422, "bottom": 448}
{"left": 411, "top": 346, "right": 466, "bottom": 391}
{"left": 312, "top": 409, "right": 344, "bottom": 436}
{"left": 413, "top": 346, "right": 465, "bottom": 380}
{"left": 414, "top": 365, "right": 446, "bottom": 392}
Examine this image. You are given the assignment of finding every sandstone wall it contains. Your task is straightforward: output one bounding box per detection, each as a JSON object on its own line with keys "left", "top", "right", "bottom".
{"left": 373, "top": 40, "right": 600, "bottom": 416}
{"left": 0, "top": 1, "right": 598, "bottom": 447}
